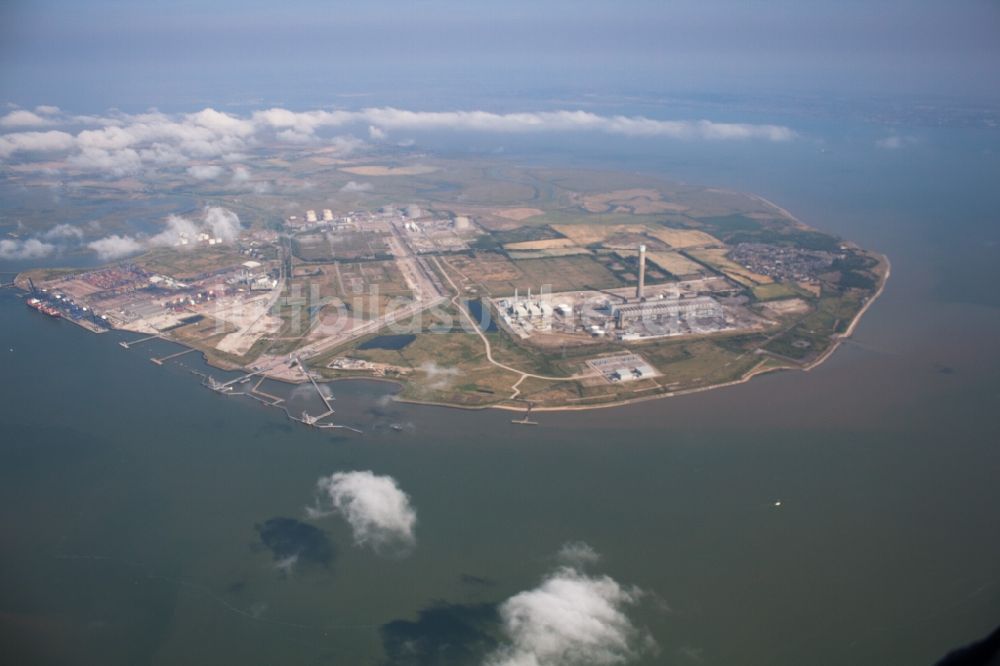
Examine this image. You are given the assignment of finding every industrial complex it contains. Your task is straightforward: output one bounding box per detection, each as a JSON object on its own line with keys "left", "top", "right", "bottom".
{"left": 494, "top": 242, "right": 760, "bottom": 344}
{"left": 13, "top": 157, "right": 887, "bottom": 413}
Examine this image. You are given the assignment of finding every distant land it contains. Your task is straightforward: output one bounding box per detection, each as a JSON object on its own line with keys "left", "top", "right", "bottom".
{"left": 13, "top": 147, "right": 888, "bottom": 417}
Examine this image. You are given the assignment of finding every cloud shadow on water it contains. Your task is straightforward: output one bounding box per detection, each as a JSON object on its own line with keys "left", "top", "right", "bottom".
{"left": 459, "top": 574, "right": 495, "bottom": 587}
{"left": 380, "top": 601, "right": 500, "bottom": 666}
{"left": 254, "top": 517, "right": 335, "bottom": 572}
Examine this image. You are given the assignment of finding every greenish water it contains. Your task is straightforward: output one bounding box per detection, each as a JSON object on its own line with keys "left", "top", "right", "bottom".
{"left": 2, "top": 122, "right": 1000, "bottom": 665}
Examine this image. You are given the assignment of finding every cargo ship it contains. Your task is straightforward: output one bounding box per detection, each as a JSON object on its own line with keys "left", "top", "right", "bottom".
{"left": 26, "top": 297, "right": 62, "bottom": 318}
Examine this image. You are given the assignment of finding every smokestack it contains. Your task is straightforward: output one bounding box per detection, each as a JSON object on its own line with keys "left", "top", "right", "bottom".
{"left": 637, "top": 244, "right": 647, "bottom": 300}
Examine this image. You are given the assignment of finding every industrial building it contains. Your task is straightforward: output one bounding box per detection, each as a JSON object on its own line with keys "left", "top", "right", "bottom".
{"left": 496, "top": 288, "right": 554, "bottom": 337}
{"left": 612, "top": 295, "right": 723, "bottom": 329}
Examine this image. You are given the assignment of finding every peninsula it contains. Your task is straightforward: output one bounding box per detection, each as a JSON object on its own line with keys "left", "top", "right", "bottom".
{"left": 14, "top": 152, "right": 888, "bottom": 412}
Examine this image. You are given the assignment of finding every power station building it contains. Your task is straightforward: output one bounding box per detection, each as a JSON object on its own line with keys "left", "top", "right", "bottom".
{"left": 612, "top": 295, "right": 723, "bottom": 329}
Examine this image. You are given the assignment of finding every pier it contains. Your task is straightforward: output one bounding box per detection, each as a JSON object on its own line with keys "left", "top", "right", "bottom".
{"left": 511, "top": 402, "right": 539, "bottom": 426}
{"left": 199, "top": 359, "right": 360, "bottom": 434}
{"left": 151, "top": 347, "right": 197, "bottom": 365}
{"left": 119, "top": 334, "right": 161, "bottom": 349}
{"left": 249, "top": 376, "right": 285, "bottom": 405}
{"left": 290, "top": 356, "right": 337, "bottom": 425}
{"left": 295, "top": 355, "right": 335, "bottom": 414}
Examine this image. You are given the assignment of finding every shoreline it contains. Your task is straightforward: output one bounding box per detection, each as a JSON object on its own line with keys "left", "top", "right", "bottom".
{"left": 394, "top": 251, "right": 891, "bottom": 414}
{"left": 12, "top": 251, "right": 890, "bottom": 415}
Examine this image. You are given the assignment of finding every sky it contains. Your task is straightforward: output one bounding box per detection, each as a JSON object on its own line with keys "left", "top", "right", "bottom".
{"left": 2, "top": 0, "right": 999, "bottom": 111}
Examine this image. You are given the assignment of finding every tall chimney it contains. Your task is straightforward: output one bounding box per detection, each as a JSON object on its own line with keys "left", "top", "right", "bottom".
{"left": 637, "top": 244, "right": 647, "bottom": 300}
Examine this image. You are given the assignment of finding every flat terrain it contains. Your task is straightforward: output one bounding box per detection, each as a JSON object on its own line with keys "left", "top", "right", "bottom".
{"left": 15, "top": 150, "right": 887, "bottom": 410}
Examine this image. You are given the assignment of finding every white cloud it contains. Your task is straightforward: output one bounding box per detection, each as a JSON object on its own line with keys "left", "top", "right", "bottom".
{"left": 43, "top": 223, "right": 84, "bottom": 241}
{"left": 557, "top": 541, "right": 602, "bottom": 568}
{"left": 340, "top": 180, "right": 373, "bottom": 193}
{"left": 0, "top": 238, "right": 56, "bottom": 260}
{"left": 876, "top": 134, "right": 917, "bottom": 149}
{"left": 0, "top": 106, "right": 797, "bottom": 174}
{"left": 307, "top": 470, "right": 417, "bottom": 556}
{"left": 276, "top": 128, "right": 316, "bottom": 144}
{"left": 87, "top": 234, "right": 143, "bottom": 260}
{"left": 327, "top": 134, "right": 367, "bottom": 155}
{"left": 67, "top": 147, "right": 143, "bottom": 176}
{"left": 186, "top": 164, "right": 224, "bottom": 180}
{"left": 486, "top": 547, "right": 656, "bottom": 666}
{"left": 231, "top": 166, "right": 251, "bottom": 182}
{"left": 351, "top": 108, "right": 797, "bottom": 142}
{"left": 0, "top": 130, "right": 76, "bottom": 158}
{"left": 0, "top": 110, "right": 53, "bottom": 128}
{"left": 34, "top": 105, "right": 61, "bottom": 116}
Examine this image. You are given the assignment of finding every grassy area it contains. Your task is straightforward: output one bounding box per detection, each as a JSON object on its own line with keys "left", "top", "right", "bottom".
{"left": 686, "top": 248, "right": 772, "bottom": 286}
{"left": 763, "top": 292, "right": 865, "bottom": 360}
{"left": 445, "top": 252, "right": 623, "bottom": 296}
{"left": 752, "top": 282, "right": 802, "bottom": 301}
{"left": 136, "top": 246, "right": 247, "bottom": 279}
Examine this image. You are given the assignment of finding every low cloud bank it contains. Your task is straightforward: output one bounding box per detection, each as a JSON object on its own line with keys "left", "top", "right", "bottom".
{"left": 0, "top": 105, "right": 797, "bottom": 176}
{"left": 186, "top": 164, "right": 224, "bottom": 180}
{"left": 0, "top": 238, "right": 56, "bottom": 260}
{"left": 307, "top": 471, "right": 417, "bottom": 556}
{"left": 486, "top": 544, "right": 656, "bottom": 666}
{"left": 43, "top": 223, "right": 84, "bottom": 241}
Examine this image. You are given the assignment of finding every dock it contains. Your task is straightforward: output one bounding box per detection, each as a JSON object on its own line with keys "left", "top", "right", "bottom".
{"left": 151, "top": 347, "right": 197, "bottom": 365}
{"left": 295, "top": 355, "right": 335, "bottom": 414}
{"left": 511, "top": 402, "right": 539, "bottom": 426}
{"left": 119, "top": 334, "right": 161, "bottom": 349}
{"left": 200, "top": 358, "right": 360, "bottom": 434}
{"left": 249, "top": 376, "right": 285, "bottom": 405}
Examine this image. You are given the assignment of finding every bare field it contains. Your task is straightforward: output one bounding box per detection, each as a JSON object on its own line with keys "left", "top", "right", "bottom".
{"left": 752, "top": 283, "right": 802, "bottom": 301}
{"left": 510, "top": 255, "right": 623, "bottom": 293}
{"left": 687, "top": 249, "right": 773, "bottom": 285}
{"left": 646, "top": 227, "right": 721, "bottom": 249}
{"left": 577, "top": 189, "right": 688, "bottom": 214}
{"left": 550, "top": 224, "right": 649, "bottom": 246}
{"left": 646, "top": 251, "right": 706, "bottom": 276}
{"left": 507, "top": 248, "right": 592, "bottom": 260}
{"left": 443, "top": 252, "right": 622, "bottom": 295}
{"left": 502, "top": 238, "right": 578, "bottom": 251}
{"left": 760, "top": 297, "right": 811, "bottom": 315}
{"left": 494, "top": 207, "right": 545, "bottom": 221}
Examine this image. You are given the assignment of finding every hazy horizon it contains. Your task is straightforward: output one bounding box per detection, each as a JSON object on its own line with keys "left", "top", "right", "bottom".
{"left": 3, "top": 0, "right": 1000, "bottom": 112}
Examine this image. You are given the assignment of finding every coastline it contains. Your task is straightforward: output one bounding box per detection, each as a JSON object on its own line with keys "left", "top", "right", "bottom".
{"left": 395, "top": 251, "right": 892, "bottom": 414}
{"left": 13, "top": 251, "right": 890, "bottom": 415}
